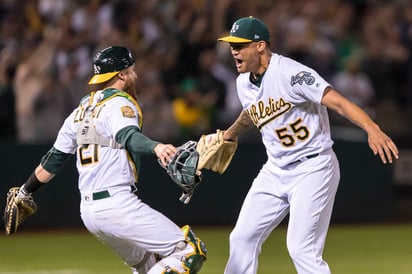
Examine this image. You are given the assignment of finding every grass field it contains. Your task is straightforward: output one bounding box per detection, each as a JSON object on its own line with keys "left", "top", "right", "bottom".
{"left": 0, "top": 223, "right": 411, "bottom": 274}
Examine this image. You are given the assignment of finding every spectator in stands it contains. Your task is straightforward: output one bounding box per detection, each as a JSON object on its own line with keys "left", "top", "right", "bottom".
{"left": 14, "top": 26, "right": 70, "bottom": 143}
{"left": 330, "top": 54, "right": 376, "bottom": 127}
{"left": 1, "top": 0, "right": 411, "bottom": 143}
{"left": 171, "top": 77, "right": 213, "bottom": 140}
{"left": 196, "top": 48, "right": 228, "bottom": 129}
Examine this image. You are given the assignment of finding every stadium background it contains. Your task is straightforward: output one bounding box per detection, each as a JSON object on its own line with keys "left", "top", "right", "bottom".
{"left": 1, "top": 1, "right": 411, "bottom": 273}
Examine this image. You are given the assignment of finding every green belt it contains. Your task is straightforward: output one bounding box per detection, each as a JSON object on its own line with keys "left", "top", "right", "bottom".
{"left": 92, "top": 190, "right": 110, "bottom": 200}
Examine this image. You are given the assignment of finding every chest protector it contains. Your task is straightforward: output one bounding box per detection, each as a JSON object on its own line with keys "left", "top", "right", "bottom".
{"left": 76, "top": 90, "right": 125, "bottom": 149}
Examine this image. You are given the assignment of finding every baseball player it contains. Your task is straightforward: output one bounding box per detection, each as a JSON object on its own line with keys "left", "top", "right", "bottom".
{"left": 217, "top": 17, "right": 399, "bottom": 274}
{"left": 11, "top": 46, "right": 206, "bottom": 273}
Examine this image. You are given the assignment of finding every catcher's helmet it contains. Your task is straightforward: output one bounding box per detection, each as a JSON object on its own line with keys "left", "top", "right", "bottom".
{"left": 88, "top": 45, "right": 135, "bottom": 84}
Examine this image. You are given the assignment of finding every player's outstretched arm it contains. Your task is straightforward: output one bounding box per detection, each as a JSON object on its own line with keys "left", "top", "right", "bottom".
{"left": 223, "top": 110, "right": 255, "bottom": 141}
{"left": 321, "top": 88, "right": 399, "bottom": 164}
{"left": 116, "top": 125, "right": 177, "bottom": 166}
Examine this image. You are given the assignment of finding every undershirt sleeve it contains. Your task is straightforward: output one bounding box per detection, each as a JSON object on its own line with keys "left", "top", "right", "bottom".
{"left": 115, "top": 125, "right": 159, "bottom": 155}
{"left": 40, "top": 147, "right": 73, "bottom": 174}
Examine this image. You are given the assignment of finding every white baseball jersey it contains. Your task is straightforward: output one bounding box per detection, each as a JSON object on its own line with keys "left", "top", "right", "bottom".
{"left": 237, "top": 53, "right": 334, "bottom": 168}
{"left": 53, "top": 89, "right": 141, "bottom": 193}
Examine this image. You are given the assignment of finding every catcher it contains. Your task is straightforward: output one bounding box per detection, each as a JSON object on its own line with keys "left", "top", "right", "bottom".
{"left": 3, "top": 45, "right": 207, "bottom": 274}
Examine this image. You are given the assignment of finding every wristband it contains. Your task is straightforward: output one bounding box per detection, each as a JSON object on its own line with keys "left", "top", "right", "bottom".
{"left": 22, "top": 172, "right": 44, "bottom": 193}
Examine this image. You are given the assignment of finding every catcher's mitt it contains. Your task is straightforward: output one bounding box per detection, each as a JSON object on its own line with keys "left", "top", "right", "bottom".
{"left": 161, "top": 141, "right": 202, "bottom": 204}
{"left": 4, "top": 187, "right": 37, "bottom": 235}
{"left": 196, "top": 129, "right": 238, "bottom": 174}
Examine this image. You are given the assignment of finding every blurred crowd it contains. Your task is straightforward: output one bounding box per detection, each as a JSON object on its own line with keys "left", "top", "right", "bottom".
{"left": 1, "top": 0, "right": 412, "bottom": 144}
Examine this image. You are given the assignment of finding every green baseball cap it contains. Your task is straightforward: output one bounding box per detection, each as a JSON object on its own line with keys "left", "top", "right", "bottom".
{"left": 218, "top": 16, "right": 270, "bottom": 44}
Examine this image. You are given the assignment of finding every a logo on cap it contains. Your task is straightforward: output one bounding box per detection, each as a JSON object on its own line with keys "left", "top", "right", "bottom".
{"left": 230, "top": 23, "right": 240, "bottom": 35}
{"left": 93, "top": 64, "right": 101, "bottom": 74}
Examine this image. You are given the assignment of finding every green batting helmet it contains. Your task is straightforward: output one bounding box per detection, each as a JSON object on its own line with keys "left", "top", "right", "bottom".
{"left": 88, "top": 45, "right": 135, "bottom": 84}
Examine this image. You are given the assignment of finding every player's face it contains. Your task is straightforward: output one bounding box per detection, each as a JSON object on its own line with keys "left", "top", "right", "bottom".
{"left": 230, "top": 42, "right": 262, "bottom": 74}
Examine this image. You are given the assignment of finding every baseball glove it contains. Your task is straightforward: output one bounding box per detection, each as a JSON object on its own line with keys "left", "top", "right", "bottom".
{"left": 4, "top": 187, "right": 37, "bottom": 235}
{"left": 161, "top": 141, "right": 202, "bottom": 204}
{"left": 196, "top": 130, "right": 238, "bottom": 174}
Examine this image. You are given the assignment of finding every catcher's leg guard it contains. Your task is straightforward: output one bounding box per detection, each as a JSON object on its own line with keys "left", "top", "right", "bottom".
{"left": 180, "top": 225, "right": 207, "bottom": 273}
{"left": 148, "top": 225, "right": 207, "bottom": 274}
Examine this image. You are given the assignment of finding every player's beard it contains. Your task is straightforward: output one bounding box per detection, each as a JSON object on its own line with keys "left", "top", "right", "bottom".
{"left": 124, "top": 78, "right": 138, "bottom": 99}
